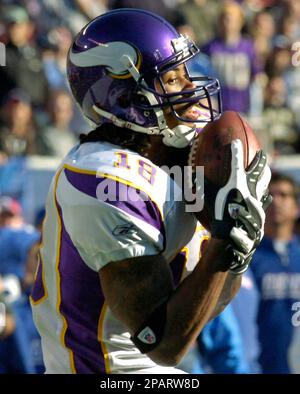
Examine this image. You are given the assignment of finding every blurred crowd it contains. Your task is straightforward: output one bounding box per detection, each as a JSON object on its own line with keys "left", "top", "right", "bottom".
{"left": 0, "top": 0, "right": 300, "bottom": 162}
{"left": 0, "top": 0, "right": 300, "bottom": 374}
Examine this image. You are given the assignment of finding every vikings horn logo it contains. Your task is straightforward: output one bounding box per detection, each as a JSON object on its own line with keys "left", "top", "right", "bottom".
{"left": 69, "top": 42, "right": 141, "bottom": 78}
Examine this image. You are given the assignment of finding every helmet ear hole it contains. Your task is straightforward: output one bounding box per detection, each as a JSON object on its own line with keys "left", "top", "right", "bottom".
{"left": 132, "top": 93, "right": 148, "bottom": 106}
{"left": 118, "top": 95, "right": 131, "bottom": 108}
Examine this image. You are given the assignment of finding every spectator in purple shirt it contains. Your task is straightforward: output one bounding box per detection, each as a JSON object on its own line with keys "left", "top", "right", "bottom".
{"left": 202, "top": 1, "right": 262, "bottom": 115}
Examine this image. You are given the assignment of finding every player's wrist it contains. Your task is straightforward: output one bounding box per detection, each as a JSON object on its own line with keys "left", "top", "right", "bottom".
{"left": 202, "top": 238, "right": 237, "bottom": 272}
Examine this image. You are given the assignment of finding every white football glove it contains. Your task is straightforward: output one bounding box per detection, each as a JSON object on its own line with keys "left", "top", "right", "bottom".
{"left": 210, "top": 139, "right": 272, "bottom": 274}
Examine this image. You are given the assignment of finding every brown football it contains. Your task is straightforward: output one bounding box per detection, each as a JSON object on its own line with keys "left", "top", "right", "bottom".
{"left": 188, "top": 111, "right": 261, "bottom": 230}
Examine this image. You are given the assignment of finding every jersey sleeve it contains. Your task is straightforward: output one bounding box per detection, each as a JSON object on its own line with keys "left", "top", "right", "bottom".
{"left": 58, "top": 169, "right": 165, "bottom": 272}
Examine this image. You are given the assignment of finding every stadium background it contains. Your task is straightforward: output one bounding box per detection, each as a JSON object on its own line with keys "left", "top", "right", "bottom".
{"left": 0, "top": 0, "right": 299, "bottom": 374}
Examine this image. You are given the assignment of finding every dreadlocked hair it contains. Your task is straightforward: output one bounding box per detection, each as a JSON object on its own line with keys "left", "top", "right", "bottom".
{"left": 79, "top": 123, "right": 152, "bottom": 156}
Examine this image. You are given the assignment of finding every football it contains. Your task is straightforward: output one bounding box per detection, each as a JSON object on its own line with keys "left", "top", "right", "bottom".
{"left": 188, "top": 111, "right": 261, "bottom": 230}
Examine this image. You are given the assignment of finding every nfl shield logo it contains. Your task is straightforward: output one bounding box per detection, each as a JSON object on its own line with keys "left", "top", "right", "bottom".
{"left": 138, "top": 327, "right": 157, "bottom": 344}
{"left": 144, "top": 332, "right": 155, "bottom": 344}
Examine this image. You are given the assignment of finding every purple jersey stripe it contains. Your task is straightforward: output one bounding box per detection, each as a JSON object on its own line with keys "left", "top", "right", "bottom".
{"left": 31, "top": 257, "right": 46, "bottom": 303}
{"left": 64, "top": 167, "right": 165, "bottom": 237}
{"left": 56, "top": 203, "right": 108, "bottom": 374}
{"left": 170, "top": 251, "right": 187, "bottom": 287}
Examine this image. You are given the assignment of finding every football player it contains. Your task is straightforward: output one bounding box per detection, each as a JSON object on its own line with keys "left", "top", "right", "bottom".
{"left": 30, "top": 9, "right": 271, "bottom": 373}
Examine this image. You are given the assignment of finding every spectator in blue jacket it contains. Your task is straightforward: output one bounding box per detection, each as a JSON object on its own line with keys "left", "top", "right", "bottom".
{"left": 197, "top": 304, "right": 250, "bottom": 374}
{"left": 178, "top": 304, "right": 250, "bottom": 374}
{"left": 0, "top": 197, "right": 43, "bottom": 373}
{"left": 251, "top": 172, "right": 300, "bottom": 373}
{"left": 231, "top": 269, "right": 261, "bottom": 373}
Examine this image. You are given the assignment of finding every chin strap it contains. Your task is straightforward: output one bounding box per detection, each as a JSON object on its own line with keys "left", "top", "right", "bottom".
{"left": 162, "top": 124, "right": 197, "bottom": 148}
{"left": 92, "top": 105, "right": 159, "bottom": 135}
{"left": 92, "top": 105, "right": 196, "bottom": 148}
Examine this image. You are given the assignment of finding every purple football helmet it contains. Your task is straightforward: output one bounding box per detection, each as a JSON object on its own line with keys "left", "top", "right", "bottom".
{"left": 67, "top": 9, "right": 222, "bottom": 148}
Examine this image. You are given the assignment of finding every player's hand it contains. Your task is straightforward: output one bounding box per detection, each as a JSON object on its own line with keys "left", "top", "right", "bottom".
{"left": 210, "top": 139, "right": 272, "bottom": 274}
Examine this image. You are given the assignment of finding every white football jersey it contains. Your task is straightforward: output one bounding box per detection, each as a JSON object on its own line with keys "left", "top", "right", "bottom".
{"left": 30, "top": 140, "right": 209, "bottom": 374}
